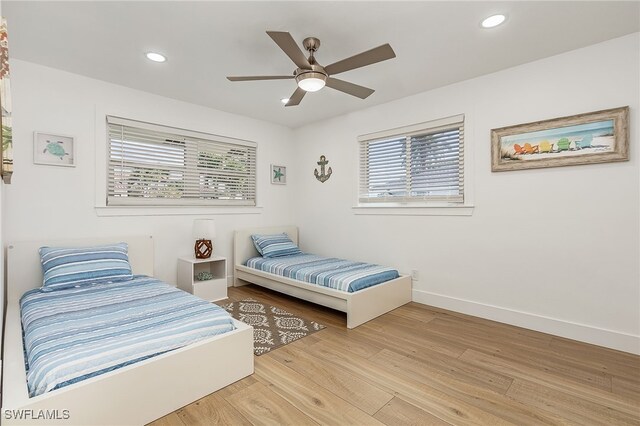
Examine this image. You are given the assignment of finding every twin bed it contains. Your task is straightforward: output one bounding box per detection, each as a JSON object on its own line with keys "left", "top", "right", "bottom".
{"left": 2, "top": 236, "right": 253, "bottom": 426}
{"left": 234, "top": 226, "right": 412, "bottom": 329}
{"left": 2, "top": 227, "right": 410, "bottom": 425}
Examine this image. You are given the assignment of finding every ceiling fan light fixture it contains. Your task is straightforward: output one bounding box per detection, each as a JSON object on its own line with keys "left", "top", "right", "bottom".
{"left": 296, "top": 72, "right": 327, "bottom": 92}
{"left": 227, "top": 31, "right": 396, "bottom": 106}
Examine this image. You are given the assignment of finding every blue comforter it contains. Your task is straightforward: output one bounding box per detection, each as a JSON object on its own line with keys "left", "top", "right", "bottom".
{"left": 245, "top": 254, "right": 399, "bottom": 292}
{"left": 21, "top": 275, "right": 235, "bottom": 397}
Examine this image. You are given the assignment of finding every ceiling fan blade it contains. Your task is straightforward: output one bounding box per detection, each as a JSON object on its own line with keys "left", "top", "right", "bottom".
{"left": 324, "top": 44, "right": 396, "bottom": 76}
{"left": 285, "top": 87, "right": 306, "bottom": 107}
{"left": 227, "top": 75, "right": 293, "bottom": 81}
{"left": 267, "top": 31, "right": 311, "bottom": 69}
{"left": 325, "top": 77, "right": 375, "bottom": 99}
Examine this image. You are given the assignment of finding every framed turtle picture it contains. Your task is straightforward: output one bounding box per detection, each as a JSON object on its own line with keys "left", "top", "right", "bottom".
{"left": 33, "top": 132, "right": 75, "bottom": 167}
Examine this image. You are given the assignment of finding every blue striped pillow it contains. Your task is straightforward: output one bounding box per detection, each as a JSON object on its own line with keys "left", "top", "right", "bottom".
{"left": 39, "top": 243, "right": 133, "bottom": 291}
{"left": 251, "top": 233, "right": 302, "bottom": 258}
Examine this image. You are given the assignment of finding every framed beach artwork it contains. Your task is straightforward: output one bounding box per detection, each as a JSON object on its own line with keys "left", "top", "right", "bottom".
{"left": 271, "top": 164, "right": 286, "bottom": 184}
{"left": 33, "top": 132, "right": 76, "bottom": 167}
{"left": 491, "top": 106, "right": 629, "bottom": 172}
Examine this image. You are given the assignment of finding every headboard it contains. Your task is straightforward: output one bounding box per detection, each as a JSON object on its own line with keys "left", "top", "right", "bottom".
{"left": 7, "top": 235, "right": 154, "bottom": 303}
{"left": 234, "top": 226, "right": 298, "bottom": 267}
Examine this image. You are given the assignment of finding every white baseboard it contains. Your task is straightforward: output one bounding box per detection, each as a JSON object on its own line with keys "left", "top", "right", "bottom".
{"left": 412, "top": 289, "right": 640, "bottom": 355}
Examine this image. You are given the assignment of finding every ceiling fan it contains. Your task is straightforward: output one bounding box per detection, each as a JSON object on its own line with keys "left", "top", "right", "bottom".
{"left": 227, "top": 31, "right": 396, "bottom": 107}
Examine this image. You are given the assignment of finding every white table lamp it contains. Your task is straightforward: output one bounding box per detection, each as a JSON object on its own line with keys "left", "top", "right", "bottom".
{"left": 193, "top": 219, "right": 216, "bottom": 259}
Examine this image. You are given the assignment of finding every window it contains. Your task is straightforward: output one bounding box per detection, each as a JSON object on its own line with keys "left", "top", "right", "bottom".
{"left": 358, "top": 114, "right": 464, "bottom": 204}
{"left": 107, "top": 116, "right": 257, "bottom": 206}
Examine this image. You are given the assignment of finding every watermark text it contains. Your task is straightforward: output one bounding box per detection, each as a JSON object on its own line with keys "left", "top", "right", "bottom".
{"left": 4, "top": 409, "right": 70, "bottom": 421}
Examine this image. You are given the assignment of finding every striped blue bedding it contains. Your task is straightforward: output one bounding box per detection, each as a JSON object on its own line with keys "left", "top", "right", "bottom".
{"left": 245, "top": 254, "right": 399, "bottom": 292}
{"left": 21, "top": 275, "right": 235, "bottom": 397}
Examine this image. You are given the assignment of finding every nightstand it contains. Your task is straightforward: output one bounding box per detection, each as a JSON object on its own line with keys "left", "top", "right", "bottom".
{"left": 177, "top": 255, "right": 228, "bottom": 302}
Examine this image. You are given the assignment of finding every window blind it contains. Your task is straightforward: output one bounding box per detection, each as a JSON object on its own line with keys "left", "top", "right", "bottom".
{"left": 359, "top": 115, "right": 464, "bottom": 204}
{"left": 107, "top": 116, "right": 257, "bottom": 206}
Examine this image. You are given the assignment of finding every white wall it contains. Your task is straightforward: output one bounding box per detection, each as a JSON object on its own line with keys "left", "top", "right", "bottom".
{"left": 4, "top": 59, "right": 296, "bottom": 285}
{"left": 4, "top": 34, "right": 638, "bottom": 354}
{"left": 292, "top": 33, "right": 640, "bottom": 354}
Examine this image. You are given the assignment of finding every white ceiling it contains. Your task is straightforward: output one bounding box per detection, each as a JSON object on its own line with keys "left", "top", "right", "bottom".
{"left": 3, "top": 1, "right": 639, "bottom": 128}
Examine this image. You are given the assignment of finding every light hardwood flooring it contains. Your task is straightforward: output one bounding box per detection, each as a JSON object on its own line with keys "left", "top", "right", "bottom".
{"left": 150, "top": 284, "right": 640, "bottom": 425}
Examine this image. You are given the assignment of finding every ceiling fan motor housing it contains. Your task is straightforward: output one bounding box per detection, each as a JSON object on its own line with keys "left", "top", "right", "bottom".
{"left": 302, "top": 37, "right": 321, "bottom": 53}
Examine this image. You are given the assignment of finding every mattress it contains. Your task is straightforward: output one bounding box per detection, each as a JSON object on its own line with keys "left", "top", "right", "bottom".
{"left": 20, "top": 275, "right": 235, "bottom": 397}
{"left": 245, "top": 254, "right": 400, "bottom": 292}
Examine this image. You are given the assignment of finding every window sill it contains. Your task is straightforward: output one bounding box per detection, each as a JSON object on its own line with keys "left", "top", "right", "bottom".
{"left": 95, "top": 206, "right": 263, "bottom": 217}
{"left": 352, "top": 205, "right": 474, "bottom": 216}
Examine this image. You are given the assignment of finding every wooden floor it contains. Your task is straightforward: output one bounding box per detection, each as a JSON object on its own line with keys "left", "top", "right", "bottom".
{"left": 150, "top": 284, "right": 640, "bottom": 425}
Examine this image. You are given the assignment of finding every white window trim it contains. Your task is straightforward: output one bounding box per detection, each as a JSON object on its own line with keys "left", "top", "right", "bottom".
{"left": 106, "top": 115, "right": 257, "bottom": 149}
{"left": 94, "top": 107, "right": 263, "bottom": 216}
{"left": 352, "top": 205, "right": 473, "bottom": 216}
{"left": 95, "top": 205, "right": 263, "bottom": 217}
{"left": 357, "top": 114, "right": 464, "bottom": 143}
{"left": 355, "top": 113, "right": 474, "bottom": 216}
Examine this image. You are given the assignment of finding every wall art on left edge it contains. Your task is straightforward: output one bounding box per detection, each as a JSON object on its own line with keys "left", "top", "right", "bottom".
{"left": 34, "top": 132, "right": 76, "bottom": 167}
{"left": 0, "top": 18, "right": 13, "bottom": 183}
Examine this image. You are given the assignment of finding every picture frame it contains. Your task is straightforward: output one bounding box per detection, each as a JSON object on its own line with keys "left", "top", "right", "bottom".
{"left": 1, "top": 18, "right": 13, "bottom": 183}
{"left": 270, "top": 164, "right": 286, "bottom": 185}
{"left": 33, "top": 132, "right": 76, "bottom": 167}
{"left": 491, "top": 106, "right": 629, "bottom": 172}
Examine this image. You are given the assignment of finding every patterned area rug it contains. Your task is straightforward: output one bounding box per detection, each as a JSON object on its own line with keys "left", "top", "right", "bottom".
{"left": 222, "top": 299, "right": 325, "bottom": 355}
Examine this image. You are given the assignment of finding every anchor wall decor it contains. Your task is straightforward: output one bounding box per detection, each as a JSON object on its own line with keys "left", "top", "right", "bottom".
{"left": 314, "top": 155, "right": 332, "bottom": 183}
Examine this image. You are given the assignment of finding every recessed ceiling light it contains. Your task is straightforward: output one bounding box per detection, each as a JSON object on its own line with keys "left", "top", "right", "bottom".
{"left": 280, "top": 98, "right": 290, "bottom": 104}
{"left": 145, "top": 52, "right": 167, "bottom": 63}
{"left": 481, "top": 14, "right": 506, "bottom": 28}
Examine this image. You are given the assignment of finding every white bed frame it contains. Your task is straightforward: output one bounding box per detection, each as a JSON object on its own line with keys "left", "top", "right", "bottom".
{"left": 234, "top": 226, "right": 412, "bottom": 329}
{"left": 2, "top": 236, "right": 254, "bottom": 426}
